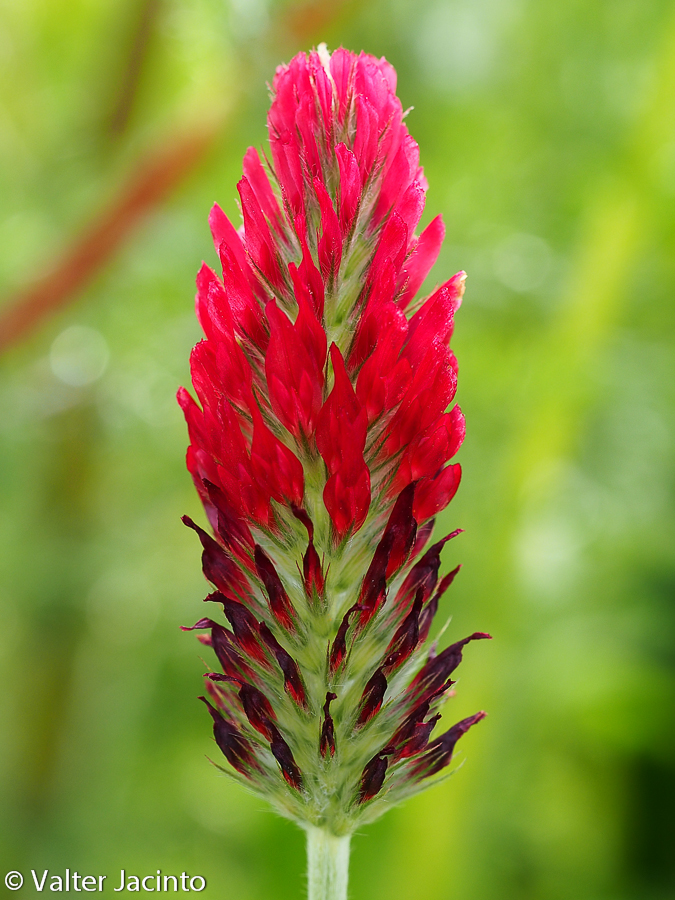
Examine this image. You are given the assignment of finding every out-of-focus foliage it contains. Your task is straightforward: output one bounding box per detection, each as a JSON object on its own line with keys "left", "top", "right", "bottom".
{"left": 1, "top": 1, "right": 673, "bottom": 898}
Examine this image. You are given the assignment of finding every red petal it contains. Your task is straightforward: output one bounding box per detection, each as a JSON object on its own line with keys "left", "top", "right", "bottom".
{"left": 217, "top": 242, "right": 268, "bottom": 350}
{"left": 208, "top": 203, "right": 248, "bottom": 275}
{"left": 397, "top": 215, "right": 445, "bottom": 310}
{"left": 413, "top": 464, "right": 462, "bottom": 522}
{"left": 323, "top": 457, "right": 371, "bottom": 540}
{"left": 264, "top": 298, "right": 326, "bottom": 439}
{"left": 293, "top": 222, "right": 325, "bottom": 318}
{"left": 269, "top": 129, "right": 304, "bottom": 217}
{"left": 249, "top": 405, "right": 304, "bottom": 508}
{"left": 238, "top": 177, "right": 284, "bottom": 292}
{"left": 195, "top": 263, "right": 222, "bottom": 341}
{"left": 242, "top": 147, "right": 285, "bottom": 237}
{"left": 316, "top": 344, "right": 367, "bottom": 474}
{"left": 404, "top": 273, "right": 466, "bottom": 367}
{"left": 330, "top": 49, "right": 356, "bottom": 120}
{"left": 314, "top": 177, "right": 342, "bottom": 281}
{"left": 336, "top": 143, "right": 361, "bottom": 236}
{"left": 353, "top": 95, "right": 379, "bottom": 178}
{"left": 373, "top": 133, "right": 421, "bottom": 226}
{"left": 368, "top": 212, "right": 408, "bottom": 289}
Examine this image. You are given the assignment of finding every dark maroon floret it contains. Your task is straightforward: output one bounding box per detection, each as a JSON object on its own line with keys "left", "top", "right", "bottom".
{"left": 183, "top": 515, "right": 251, "bottom": 598}
{"left": 320, "top": 692, "right": 338, "bottom": 758}
{"left": 202, "top": 478, "right": 254, "bottom": 561}
{"left": 383, "top": 482, "right": 418, "bottom": 577}
{"left": 239, "top": 683, "right": 276, "bottom": 740}
{"left": 357, "top": 752, "right": 390, "bottom": 803}
{"left": 395, "top": 530, "right": 462, "bottom": 608}
{"left": 329, "top": 605, "right": 360, "bottom": 673}
{"left": 211, "top": 622, "right": 256, "bottom": 679}
{"left": 414, "top": 711, "right": 486, "bottom": 777}
{"left": 258, "top": 622, "right": 308, "bottom": 708}
{"left": 210, "top": 593, "right": 270, "bottom": 667}
{"left": 199, "top": 696, "right": 260, "bottom": 776}
{"left": 411, "top": 632, "right": 491, "bottom": 702}
{"left": 356, "top": 668, "right": 388, "bottom": 727}
{"left": 382, "top": 590, "right": 423, "bottom": 672}
{"left": 254, "top": 545, "right": 296, "bottom": 630}
{"left": 417, "top": 564, "right": 461, "bottom": 643}
{"left": 269, "top": 727, "right": 304, "bottom": 790}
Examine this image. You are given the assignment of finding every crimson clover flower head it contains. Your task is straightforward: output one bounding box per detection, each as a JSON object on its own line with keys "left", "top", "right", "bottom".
{"left": 179, "top": 45, "right": 489, "bottom": 835}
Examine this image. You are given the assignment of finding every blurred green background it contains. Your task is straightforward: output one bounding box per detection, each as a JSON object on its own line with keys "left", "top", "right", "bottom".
{"left": 1, "top": 0, "right": 674, "bottom": 897}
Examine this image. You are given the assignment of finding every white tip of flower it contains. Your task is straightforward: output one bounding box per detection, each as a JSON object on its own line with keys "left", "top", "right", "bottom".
{"left": 317, "top": 42, "right": 332, "bottom": 72}
{"left": 455, "top": 271, "right": 467, "bottom": 309}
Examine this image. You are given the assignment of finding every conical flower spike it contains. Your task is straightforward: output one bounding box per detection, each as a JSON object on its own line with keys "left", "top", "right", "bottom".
{"left": 179, "top": 45, "right": 490, "bottom": 900}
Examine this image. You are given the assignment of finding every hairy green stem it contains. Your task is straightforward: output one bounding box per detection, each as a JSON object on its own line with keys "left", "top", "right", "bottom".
{"left": 306, "top": 827, "right": 351, "bottom": 900}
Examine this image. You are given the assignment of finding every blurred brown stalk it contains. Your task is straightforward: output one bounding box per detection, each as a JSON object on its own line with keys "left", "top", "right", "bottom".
{"left": 0, "top": 128, "right": 216, "bottom": 354}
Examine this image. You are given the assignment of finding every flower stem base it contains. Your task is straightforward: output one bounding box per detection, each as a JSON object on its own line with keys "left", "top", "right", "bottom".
{"left": 306, "top": 827, "right": 351, "bottom": 900}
